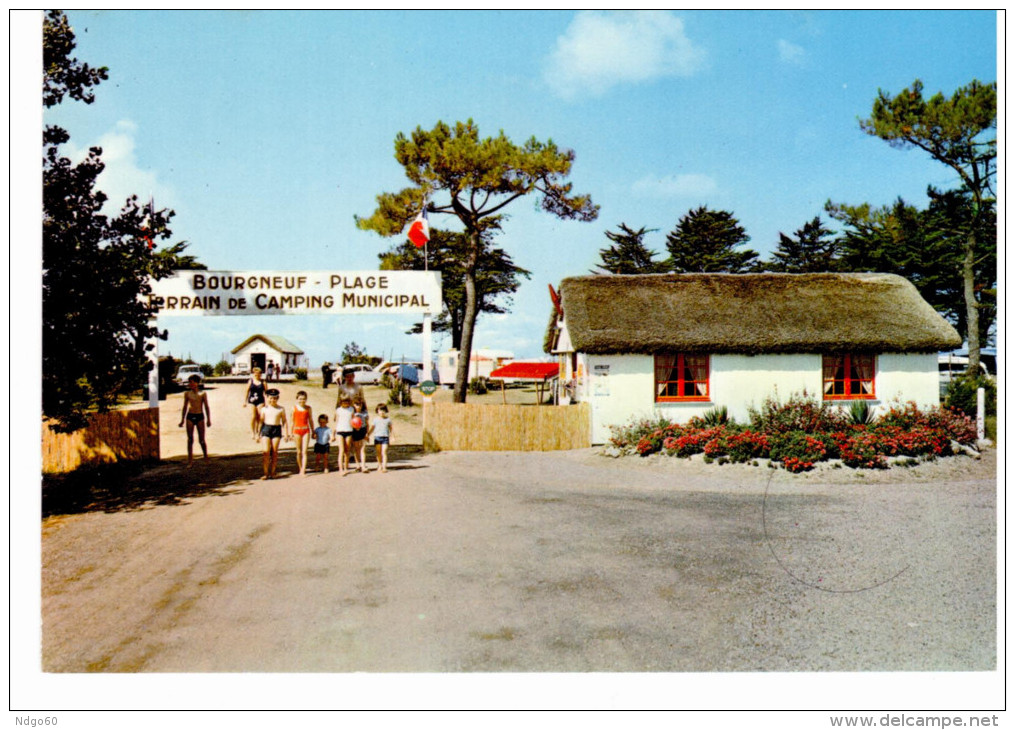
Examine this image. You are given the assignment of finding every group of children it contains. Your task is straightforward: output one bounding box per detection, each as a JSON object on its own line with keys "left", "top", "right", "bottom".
{"left": 241, "top": 367, "right": 392, "bottom": 480}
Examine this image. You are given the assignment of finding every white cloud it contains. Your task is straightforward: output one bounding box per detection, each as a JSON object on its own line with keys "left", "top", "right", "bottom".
{"left": 631, "top": 173, "right": 717, "bottom": 199}
{"left": 544, "top": 11, "right": 706, "bottom": 100}
{"left": 64, "top": 119, "right": 173, "bottom": 215}
{"left": 778, "top": 39, "right": 806, "bottom": 65}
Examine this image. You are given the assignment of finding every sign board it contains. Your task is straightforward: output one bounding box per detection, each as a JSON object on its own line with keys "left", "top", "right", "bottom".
{"left": 419, "top": 380, "right": 438, "bottom": 396}
{"left": 150, "top": 270, "right": 442, "bottom": 316}
{"left": 593, "top": 363, "right": 610, "bottom": 396}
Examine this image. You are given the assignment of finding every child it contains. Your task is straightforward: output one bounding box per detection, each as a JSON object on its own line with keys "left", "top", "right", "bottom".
{"left": 313, "top": 414, "right": 333, "bottom": 473}
{"left": 291, "top": 390, "right": 313, "bottom": 476}
{"left": 243, "top": 366, "right": 266, "bottom": 441}
{"left": 370, "top": 403, "right": 392, "bottom": 473}
{"left": 350, "top": 395, "right": 370, "bottom": 474}
{"left": 258, "top": 388, "right": 288, "bottom": 480}
{"left": 333, "top": 395, "right": 355, "bottom": 476}
{"left": 178, "top": 374, "right": 211, "bottom": 467}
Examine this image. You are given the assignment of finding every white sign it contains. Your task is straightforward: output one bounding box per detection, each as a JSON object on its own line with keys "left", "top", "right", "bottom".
{"left": 150, "top": 270, "right": 442, "bottom": 316}
{"left": 593, "top": 363, "right": 610, "bottom": 396}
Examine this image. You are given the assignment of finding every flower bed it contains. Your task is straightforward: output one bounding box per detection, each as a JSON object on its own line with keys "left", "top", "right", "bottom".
{"left": 606, "top": 393, "right": 979, "bottom": 472}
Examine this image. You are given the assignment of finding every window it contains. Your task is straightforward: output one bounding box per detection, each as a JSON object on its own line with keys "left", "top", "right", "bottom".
{"left": 655, "top": 354, "right": 710, "bottom": 402}
{"left": 822, "top": 354, "right": 876, "bottom": 399}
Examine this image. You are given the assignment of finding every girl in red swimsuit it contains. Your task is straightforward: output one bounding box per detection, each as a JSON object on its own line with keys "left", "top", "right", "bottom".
{"left": 291, "top": 390, "right": 313, "bottom": 476}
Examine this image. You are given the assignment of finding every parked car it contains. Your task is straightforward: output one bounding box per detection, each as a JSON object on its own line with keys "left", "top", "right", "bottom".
{"left": 342, "top": 362, "right": 381, "bottom": 385}
{"left": 176, "top": 364, "right": 204, "bottom": 386}
{"left": 232, "top": 361, "right": 250, "bottom": 376}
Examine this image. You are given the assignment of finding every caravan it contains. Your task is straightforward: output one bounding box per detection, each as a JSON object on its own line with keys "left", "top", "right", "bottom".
{"left": 436, "top": 348, "right": 515, "bottom": 388}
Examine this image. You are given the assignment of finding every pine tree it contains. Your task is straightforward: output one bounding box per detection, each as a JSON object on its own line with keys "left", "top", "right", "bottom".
{"left": 860, "top": 78, "right": 996, "bottom": 370}
{"left": 357, "top": 119, "right": 597, "bottom": 402}
{"left": 594, "top": 223, "right": 665, "bottom": 274}
{"left": 379, "top": 227, "right": 531, "bottom": 349}
{"left": 664, "top": 206, "right": 759, "bottom": 273}
{"left": 767, "top": 217, "right": 840, "bottom": 272}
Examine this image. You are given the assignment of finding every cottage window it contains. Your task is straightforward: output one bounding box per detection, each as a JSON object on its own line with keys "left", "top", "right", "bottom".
{"left": 655, "top": 354, "right": 709, "bottom": 402}
{"left": 822, "top": 354, "right": 876, "bottom": 399}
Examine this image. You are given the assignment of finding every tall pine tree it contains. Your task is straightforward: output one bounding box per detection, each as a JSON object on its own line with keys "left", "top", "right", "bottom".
{"left": 860, "top": 78, "right": 995, "bottom": 370}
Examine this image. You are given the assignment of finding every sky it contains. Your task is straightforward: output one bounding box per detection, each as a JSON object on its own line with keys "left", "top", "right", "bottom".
{"left": 34, "top": 9, "right": 998, "bottom": 370}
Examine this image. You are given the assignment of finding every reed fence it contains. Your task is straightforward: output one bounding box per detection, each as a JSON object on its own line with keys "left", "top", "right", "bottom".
{"left": 42, "top": 407, "right": 160, "bottom": 474}
{"left": 422, "top": 402, "right": 590, "bottom": 452}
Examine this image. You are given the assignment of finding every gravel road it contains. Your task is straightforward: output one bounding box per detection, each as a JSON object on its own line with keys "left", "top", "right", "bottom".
{"left": 41, "top": 434, "right": 996, "bottom": 672}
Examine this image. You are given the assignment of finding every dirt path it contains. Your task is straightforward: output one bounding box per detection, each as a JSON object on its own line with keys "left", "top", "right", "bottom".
{"left": 41, "top": 439, "right": 996, "bottom": 672}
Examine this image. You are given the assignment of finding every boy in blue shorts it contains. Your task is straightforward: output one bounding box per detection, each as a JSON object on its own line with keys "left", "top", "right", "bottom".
{"left": 313, "top": 414, "right": 333, "bottom": 473}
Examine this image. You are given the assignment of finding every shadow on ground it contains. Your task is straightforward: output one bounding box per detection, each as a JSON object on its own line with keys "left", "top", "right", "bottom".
{"left": 42, "top": 444, "right": 426, "bottom": 517}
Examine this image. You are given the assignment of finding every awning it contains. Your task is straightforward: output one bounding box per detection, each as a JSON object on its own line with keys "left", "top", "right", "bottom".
{"left": 489, "top": 362, "right": 559, "bottom": 380}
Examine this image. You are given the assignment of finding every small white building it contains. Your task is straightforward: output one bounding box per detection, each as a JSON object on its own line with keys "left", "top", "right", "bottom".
{"left": 231, "top": 334, "right": 305, "bottom": 375}
{"left": 546, "top": 273, "right": 962, "bottom": 444}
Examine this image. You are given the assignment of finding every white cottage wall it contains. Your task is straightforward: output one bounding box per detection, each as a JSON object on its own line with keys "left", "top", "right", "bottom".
{"left": 581, "top": 351, "right": 941, "bottom": 444}
{"left": 871, "top": 352, "right": 940, "bottom": 413}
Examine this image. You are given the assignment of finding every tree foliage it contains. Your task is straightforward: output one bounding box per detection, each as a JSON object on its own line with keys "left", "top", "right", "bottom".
{"left": 340, "top": 342, "right": 380, "bottom": 366}
{"left": 859, "top": 78, "right": 996, "bottom": 369}
{"left": 380, "top": 227, "right": 531, "bottom": 349}
{"left": 664, "top": 206, "right": 759, "bottom": 273}
{"left": 43, "top": 10, "right": 203, "bottom": 431}
{"left": 826, "top": 190, "right": 996, "bottom": 347}
{"left": 594, "top": 223, "right": 666, "bottom": 274}
{"left": 43, "top": 9, "right": 108, "bottom": 108}
{"left": 357, "top": 119, "right": 597, "bottom": 402}
{"left": 766, "top": 217, "right": 840, "bottom": 273}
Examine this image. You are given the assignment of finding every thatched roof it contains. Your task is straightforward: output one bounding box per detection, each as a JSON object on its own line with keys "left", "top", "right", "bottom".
{"left": 548, "top": 273, "right": 961, "bottom": 355}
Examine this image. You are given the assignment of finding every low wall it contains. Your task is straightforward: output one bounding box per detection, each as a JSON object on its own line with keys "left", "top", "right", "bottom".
{"left": 42, "top": 407, "right": 160, "bottom": 474}
{"left": 423, "top": 402, "right": 590, "bottom": 452}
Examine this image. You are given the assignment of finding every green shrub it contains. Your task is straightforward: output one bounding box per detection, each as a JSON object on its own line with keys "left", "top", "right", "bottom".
{"left": 295, "top": 368, "right": 308, "bottom": 381}
{"left": 748, "top": 391, "right": 849, "bottom": 434}
{"left": 945, "top": 373, "right": 997, "bottom": 417}
{"left": 388, "top": 379, "right": 413, "bottom": 407}
{"left": 468, "top": 376, "right": 488, "bottom": 395}
{"left": 198, "top": 363, "right": 214, "bottom": 377}
{"left": 767, "top": 431, "right": 828, "bottom": 466}
{"left": 608, "top": 415, "right": 676, "bottom": 452}
{"left": 212, "top": 360, "right": 232, "bottom": 376}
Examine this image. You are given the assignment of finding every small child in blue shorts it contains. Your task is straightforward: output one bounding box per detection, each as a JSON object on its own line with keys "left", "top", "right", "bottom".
{"left": 313, "top": 414, "right": 332, "bottom": 473}
{"left": 369, "top": 403, "right": 392, "bottom": 473}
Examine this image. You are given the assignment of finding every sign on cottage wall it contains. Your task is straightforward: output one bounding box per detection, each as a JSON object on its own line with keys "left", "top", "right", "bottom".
{"left": 150, "top": 270, "right": 442, "bottom": 316}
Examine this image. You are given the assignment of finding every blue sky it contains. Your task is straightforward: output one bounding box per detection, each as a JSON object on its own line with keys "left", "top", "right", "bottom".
{"left": 37, "top": 10, "right": 997, "bottom": 368}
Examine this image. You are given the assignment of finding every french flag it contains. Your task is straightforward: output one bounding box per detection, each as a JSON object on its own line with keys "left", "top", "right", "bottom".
{"left": 142, "top": 195, "right": 156, "bottom": 250}
{"left": 408, "top": 205, "right": 430, "bottom": 248}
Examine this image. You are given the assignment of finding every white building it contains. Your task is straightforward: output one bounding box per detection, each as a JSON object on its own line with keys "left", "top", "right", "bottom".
{"left": 231, "top": 334, "right": 305, "bottom": 375}
{"left": 546, "top": 273, "right": 962, "bottom": 444}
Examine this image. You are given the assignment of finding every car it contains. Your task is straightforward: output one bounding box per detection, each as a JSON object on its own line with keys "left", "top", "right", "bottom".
{"left": 232, "top": 361, "right": 250, "bottom": 376}
{"left": 341, "top": 362, "right": 381, "bottom": 385}
{"left": 176, "top": 364, "right": 204, "bottom": 386}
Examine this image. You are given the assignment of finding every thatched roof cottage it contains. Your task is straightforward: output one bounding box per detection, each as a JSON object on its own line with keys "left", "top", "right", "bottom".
{"left": 545, "top": 273, "right": 961, "bottom": 444}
